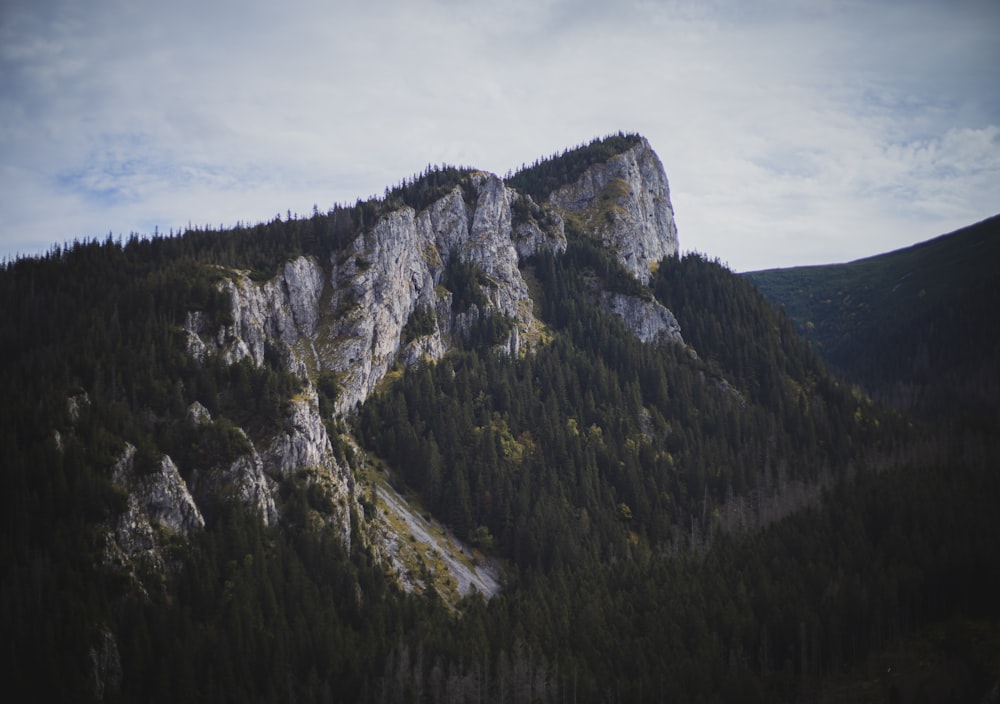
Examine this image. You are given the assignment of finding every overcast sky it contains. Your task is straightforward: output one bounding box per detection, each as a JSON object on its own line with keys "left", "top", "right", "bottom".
{"left": 2, "top": 0, "right": 997, "bottom": 271}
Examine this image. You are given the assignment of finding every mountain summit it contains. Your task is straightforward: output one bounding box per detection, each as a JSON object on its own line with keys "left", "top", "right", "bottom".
{"left": 190, "top": 134, "right": 680, "bottom": 418}
{"left": 37, "top": 133, "right": 684, "bottom": 606}
{"left": 5, "top": 134, "right": 997, "bottom": 703}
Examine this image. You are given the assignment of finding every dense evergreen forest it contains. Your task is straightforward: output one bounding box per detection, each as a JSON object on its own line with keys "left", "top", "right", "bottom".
{"left": 2, "top": 135, "right": 998, "bottom": 702}
{"left": 746, "top": 214, "right": 1000, "bottom": 426}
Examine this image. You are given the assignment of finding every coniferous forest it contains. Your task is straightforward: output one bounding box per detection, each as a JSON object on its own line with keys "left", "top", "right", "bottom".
{"left": 2, "top": 136, "right": 999, "bottom": 702}
{"left": 747, "top": 214, "right": 1000, "bottom": 427}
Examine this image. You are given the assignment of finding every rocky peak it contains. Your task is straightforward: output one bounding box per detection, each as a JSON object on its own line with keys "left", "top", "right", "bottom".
{"left": 176, "top": 135, "right": 684, "bottom": 593}
{"left": 549, "top": 137, "right": 679, "bottom": 283}
{"left": 186, "top": 137, "right": 680, "bottom": 419}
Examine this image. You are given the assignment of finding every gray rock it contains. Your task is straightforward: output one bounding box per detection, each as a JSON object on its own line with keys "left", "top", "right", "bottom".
{"left": 319, "top": 175, "right": 546, "bottom": 413}
{"left": 263, "top": 387, "right": 335, "bottom": 478}
{"left": 135, "top": 454, "right": 205, "bottom": 537}
{"left": 209, "top": 255, "right": 326, "bottom": 368}
{"left": 186, "top": 400, "right": 211, "bottom": 426}
{"left": 221, "top": 452, "right": 279, "bottom": 526}
{"left": 601, "top": 292, "right": 683, "bottom": 347}
{"left": 186, "top": 419, "right": 279, "bottom": 528}
{"left": 105, "top": 444, "right": 204, "bottom": 589}
{"left": 262, "top": 386, "right": 355, "bottom": 544}
{"left": 549, "top": 137, "right": 679, "bottom": 283}
{"left": 174, "top": 137, "right": 684, "bottom": 590}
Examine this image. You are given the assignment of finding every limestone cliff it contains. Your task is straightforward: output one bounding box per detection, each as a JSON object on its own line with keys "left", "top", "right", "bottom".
{"left": 601, "top": 291, "right": 683, "bottom": 347}
{"left": 188, "top": 138, "right": 679, "bottom": 412}
{"left": 173, "top": 135, "right": 684, "bottom": 595}
{"left": 549, "top": 137, "right": 679, "bottom": 283}
{"left": 185, "top": 402, "right": 279, "bottom": 528}
{"left": 104, "top": 444, "right": 205, "bottom": 587}
{"left": 320, "top": 172, "right": 561, "bottom": 413}
{"left": 185, "top": 255, "right": 325, "bottom": 373}
{"left": 261, "top": 387, "right": 356, "bottom": 541}
{"left": 111, "top": 446, "right": 204, "bottom": 544}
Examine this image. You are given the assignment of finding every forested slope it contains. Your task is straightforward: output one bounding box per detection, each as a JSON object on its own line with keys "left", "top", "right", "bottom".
{"left": 746, "top": 214, "right": 1000, "bottom": 425}
{"left": 2, "top": 136, "right": 998, "bottom": 702}
{"left": 359, "top": 247, "right": 1000, "bottom": 699}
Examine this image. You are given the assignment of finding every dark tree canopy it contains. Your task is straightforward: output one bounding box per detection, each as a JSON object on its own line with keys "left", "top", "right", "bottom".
{"left": 505, "top": 132, "right": 643, "bottom": 202}
{"left": 2, "top": 146, "right": 998, "bottom": 703}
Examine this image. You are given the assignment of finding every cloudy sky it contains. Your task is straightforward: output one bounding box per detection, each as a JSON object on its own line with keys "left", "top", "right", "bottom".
{"left": 2, "top": 0, "right": 997, "bottom": 271}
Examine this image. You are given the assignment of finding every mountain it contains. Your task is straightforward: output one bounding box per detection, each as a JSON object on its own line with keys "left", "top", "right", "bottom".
{"left": 745, "top": 215, "right": 1000, "bottom": 426}
{"left": 2, "top": 134, "right": 998, "bottom": 703}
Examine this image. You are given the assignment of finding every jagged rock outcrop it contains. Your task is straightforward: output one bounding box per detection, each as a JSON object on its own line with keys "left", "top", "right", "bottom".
{"left": 511, "top": 192, "right": 568, "bottom": 260}
{"left": 111, "top": 446, "right": 205, "bottom": 544}
{"left": 323, "top": 205, "right": 451, "bottom": 412}
{"left": 321, "top": 173, "right": 557, "bottom": 412}
{"left": 186, "top": 400, "right": 212, "bottom": 425}
{"left": 549, "top": 137, "right": 678, "bottom": 283}
{"left": 263, "top": 387, "right": 356, "bottom": 544}
{"left": 263, "top": 390, "right": 335, "bottom": 477}
{"left": 186, "top": 138, "right": 679, "bottom": 417}
{"left": 185, "top": 403, "right": 279, "bottom": 527}
{"left": 186, "top": 175, "right": 563, "bottom": 416}
{"left": 602, "top": 292, "right": 683, "bottom": 346}
{"left": 105, "top": 444, "right": 205, "bottom": 582}
{"left": 204, "top": 255, "right": 325, "bottom": 372}
{"left": 217, "top": 452, "right": 280, "bottom": 525}
{"left": 105, "top": 392, "right": 356, "bottom": 572}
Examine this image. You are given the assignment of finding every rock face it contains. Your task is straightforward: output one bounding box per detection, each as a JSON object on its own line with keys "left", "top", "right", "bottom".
{"left": 111, "top": 446, "right": 205, "bottom": 544}
{"left": 262, "top": 387, "right": 355, "bottom": 542}
{"left": 321, "top": 172, "right": 561, "bottom": 413}
{"left": 173, "top": 135, "right": 683, "bottom": 593}
{"left": 187, "top": 138, "right": 679, "bottom": 415}
{"left": 105, "top": 444, "right": 205, "bottom": 581}
{"left": 550, "top": 137, "right": 679, "bottom": 283}
{"left": 185, "top": 403, "right": 279, "bottom": 528}
{"left": 602, "top": 292, "right": 683, "bottom": 346}
{"left": 195, "top": 256, "right": 326, "bottom": 372}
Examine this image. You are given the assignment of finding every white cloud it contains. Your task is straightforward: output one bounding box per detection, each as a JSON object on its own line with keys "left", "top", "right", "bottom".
{"left": 1, "top": 0, "right": 997, "bottom": 269}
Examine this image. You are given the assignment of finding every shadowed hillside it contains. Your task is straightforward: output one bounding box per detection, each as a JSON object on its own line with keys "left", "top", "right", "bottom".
{"left": 746, "top": 215, "right": 1000, "bottom": 426}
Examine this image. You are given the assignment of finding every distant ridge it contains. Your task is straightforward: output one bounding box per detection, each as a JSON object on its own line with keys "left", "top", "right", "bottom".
{"left": 747, "top": 214, "right": 1000, "bottom": 423}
